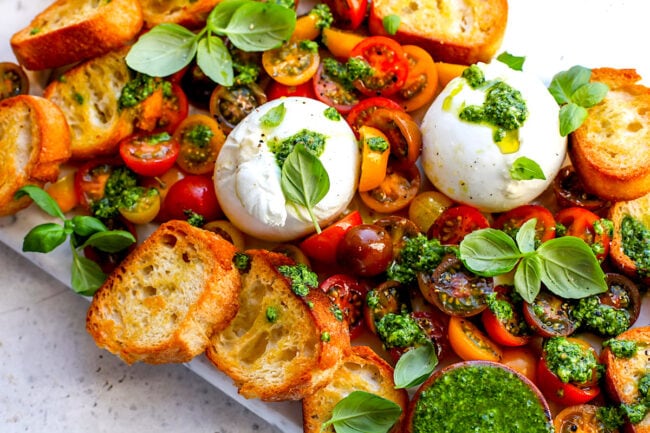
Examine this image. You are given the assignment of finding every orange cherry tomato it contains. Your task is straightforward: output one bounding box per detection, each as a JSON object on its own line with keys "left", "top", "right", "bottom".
{"left": 555, "top": 206, "right": 611, "bottom": 262}
{"left": 140, "top": 165, "right": 185, "bottom": 202}
{"left": 361, "top": 107, "right": 421, "bottom": 166}
{"left": 448, "top": 315, "right": 503, "bottom": 362}
{"left": 358, "top": 125, "right": 390, "bottom": 192}
{"left": 46, "top": 172, "right": 79, "bottom": 213}
{"left": 157, "top": 83, "right": 189, "bottom": 134}
{"left": 391, "top": 45, "right": 438, "bottom": 112}
{"left": 118, "top": 188, "right": 161, "bottom": 225}
{"left": 359, "top": 161, "right": 421, "bottom": 214}
{"left": 299, "top": 210, "right": 363, "bottom": 264}
{"left": 501, "top": 346, "right": 537, "bottom": 383}
{"left": 291, "top": 13, "right": 322, "bottom": 42}
{"left": 321, "top": 27, "right": 366, "bottom": 58}
{"left": 436, "top": 61, "right": 467, "bottom": 88}
{"left": 74, "top": 158, "right": 121, "bottom": 212}
{"left": 350, "top": 36, "right": 409, "bottom": 97}
{"left": 262, "top": 40, "right": 320, "bottom": 86}
{"left": 553, "top": 404, "right": 616, "bottom": 433}
{"left": 172, "top": 114, "right": 226, "bottom": 175}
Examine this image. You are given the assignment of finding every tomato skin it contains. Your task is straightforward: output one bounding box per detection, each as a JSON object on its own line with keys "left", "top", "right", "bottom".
{"left": 336, "top": 224, "right": 393, "bottom": 277}
{"left": 537, "top": 357, "right": 600, "bottom": 406}
{"left": 299, "top": 211, "right": 362, "bottom": 264}
{"left": 553, "top": 165, "right": 610, "bottom": 214}
{"left": 482, "top": 307, "right": 531, "bottom": 347}
{"left": 493, "top": 204, "right": 557, "bottom": 243}
{"left": 312, "top": 60, "right": 360, "bottom": 114}
{"left": 361, "top": 107, "right": 421, "bottom": 166}
{"left": 408, "top": 191, "right": 454, "bottom": 234}
{"left": 501, "top": 347, "right": 537, "bottom": 383}
{"left": 555, "top": 207, "right": 611, "bottom": 262}
{"left": 157, "top": 175, "right": 222, "bottom": 222}
{"left": 209, "top": 83, "right": 267, "bottom": 133}
{"left": 345, "top": 96, "right": 404, "bottom": 138}
{"left": 119, "top": 188, "right": 161, "bottom": 225}
{"left": 553, "top": 404, "right": 614, "bottom": 433}
{"left": 523, "top": 291, "right": 578, "bottom": 338}
{"left": 74, "top": 158, "right": 122, "bottom": 211}
{"left": 262, "top": 40, "right": 320, "bottom": 86}
{"left": 359, "top": 161, "right": 421, "bottom": 214}
{"left": 390, "top": 45, "right": 438, "bottom": 112}
{"left": 427, "top": 205, "right": 489, "bottom": 245}
{"left": 172, "top": 114, "right": 226, "bottom": 175}
{"left": 46, "top": 171, "right": 79, "bottom": 213}
{"left": 266, "top": 80, "right": 316, "bottom": 100}
{"left": 0, "top": 62, "right": 29, "bottom": 100}
{"left": 319, "top": 274, "right": 369, "bottom": 339}
{"left": 323, "top": 0, "right": 368, "bottom": 30}
{"left": 358, "top": 125, "right": 390, "bottom": 192}
{"left": 350, "top": 36, "right": 409, "bottom": 97}
{"left": 448, "top": 315, "right": 502, "bottom": 362}
{"left": 119, "top": 132, "right": 180, "bottom": 177}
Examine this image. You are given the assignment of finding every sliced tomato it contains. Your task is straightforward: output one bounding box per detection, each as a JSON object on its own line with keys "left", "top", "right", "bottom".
{"left": 427, "top": 205, "right": 489, "bottom": 245}
{"left": 373, "top": 215, "right": 420, "bottom": 259}
{"left": 312, "top": 59, "right": 360, "bottom": 114}
{"left": 350, "top": 36, "right": 409, "bottom": 97}
{"left": 555, "top": 207, "right": 611, "bottom": 262}
{"left": 360, "top": 107, "right": 421, "bottom": 166}
{"left": 493, "top": 204, "right": 557, "bottom": 244}
{"left": 319, "top": 274, "right": 370, "bottom": 339}
{"left": 553, "top": 405, "right": 613, "bottom": 433}
{"left": 448, "top": 315, "right": 502, "bottom": 362}
{"left": 553, "top": 165, "right": 610, "bottom": 213}
{"left": 345, "top": 96, "right": 404, "bottom": 137}
{"left": 209, "top": 82, "right": 267, "bottom": 133}
{"left": 299, "top": 210, "right": 362, "bottom": 264}
{"left": 537, "top": 348, "right": 600, "bottom": 405}
{"left": 523, "top": 290, "right": 577, "bottom": 337}
{"left": 321, "top": 27, "right": 366, "bottom": 58}
{"left": 359, "top": 161, "right": 421, "bottom": 214}
{"left": 119, "top": 132, "right": 180, "bottom": 177}
{"left": 364, "top": 280, "right": 412, "bottom": 335}
{"left": 357, "top": 125, "right": 390, "bottom": 192}
{"left": 157, "top": 83, "right": 189, "bottom": 134}
{"left": 46, "top": 172, "right": 78, "bottom": 213}
{"left": 139, "top": 165, "right": 185, "bottom": 202}
{"left": 118, "top": 187, "right": 161, "bottom": 225}
{"left": 0, "top": 62, "right": 29, "bottom": 100}
{"left": 157, "top": 175, "right": 222, "bottom": 222}
{"left": 203, "top": 220, "right": 246, "bottom": 251}
{"left": 481, "top": 290, "right": 531, "bottom": 347}
{"left": 266, "top": 80, "right": 316, "bottom": 100}
{"left": 262, "top": 40, "right": 320, "bottom": 86}
{"left": 600, "top": 272, "right": 642, "bottom": 326}
{"left": 390, "top": 45, "right": 438, "bottom": 112}
{"left": 172, "top": 114, "right": 226, "bottom": 175}
{"left": 323, "top": 0, "right": 368, "bottom": 30}
{"left": 408, "top": 191, "right": 454, "bottom": 234}
{"left": 74, "top": 159, "right": 122, "bottom": 211}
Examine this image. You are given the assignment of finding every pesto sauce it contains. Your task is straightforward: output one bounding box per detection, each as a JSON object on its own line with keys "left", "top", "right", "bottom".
{"left": 375, "top": 313, "right": 426, "bottom": 349}
{"left": 268, "top": 129, "right": 327, "bottom": 167}
{"left": 544, "top": 337, "right": 600, "bottom": 384}
{"left": 412, "top": 364, "right": 551, "bottom": 433}
{"left": 621, "top": 215, "right": 650, "bottom": 278}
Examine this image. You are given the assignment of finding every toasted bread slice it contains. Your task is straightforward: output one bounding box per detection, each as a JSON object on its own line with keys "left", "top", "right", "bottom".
{"left": 602, "top": 326, "right": 650, "bottom": 432}
{"left": 569, "top": 68, "right": 650, "bottom": 201}
{"left": 43, "top": 48, "right": 135, "bottom": 160}
{"left": 86, "top": 220, "right": 241, "bottom": 365}
{"left": 139, "top": 0, "right": 220, "bottom": 29}
{"left": 10, "top": 0, "right": 143, "bottom": 71}
{"left": 302, "top": 345, "right": 408, "bottom": 433}
{"left": 608, "top": 192, "right": 650, "bottom": 285}
{"left": 206, "top": 249, "right": 350, "bottom": 401}
{"left": 0, "top": 95, "right": 71, "bottom": 216}
{"left": 367, "top": 0, "right": 508, "bottom": 65}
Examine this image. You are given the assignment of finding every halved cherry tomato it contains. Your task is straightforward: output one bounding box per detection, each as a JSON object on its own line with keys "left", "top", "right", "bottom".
{"left": 320, "top": 274, "right": 370, "bottom": 339}
{"left": 321, "top": 27, "right": 366, "bottom": 58}
{"left": 436, "top": 61, "right": 467, "bottom": 88}
{"left": 262, "top": 40, "right": 320, "bottom": 86}
{"left": 172, "top": 114, "right": 226, "bottom": 175}
{"left": 134, "top": 87, "right": 164, "bottom": 132}
{"left": 359, "top": 161, "right": 421, "bottom": 214}
{"left": 448, "top": 315, "right": 502, "bottom": 362}
{"left": 291, "top": 12, "right": 324, "bottom": 42}
{"left": 386, "top": 309, "right": 451, "bottom": 364}
{"left": 373, "top": 215, "right": 420, "bottom": 258}
{"left": 350, "top": 36, "right": 409, "bottom": 97}
{"left": 417, "top": 254, "right": 493, "bottom": 317}
{"left": 364, "top": 280, "right": 412, "bottom": 334}
{"left": 74, "top": 159, "right": 122, "bottom": 211}
{"left": 600, "top": 272, "right": 642, "bottom": 327}
{"left": 358, "top": 125, "right": 390, "bottom": 192}
{"left": 119, "top": 132, "right": 180, "bottom": 177}
{"left": 481, "top": 289, "right": 531, "bottom": 347}
{"left": 272, "top": 243, "right": 311, "bottom": 267}
{"left": 553, "top": 165, "right": 610, "bottom": 214}
{"left": 361, "top": 107, "right": 421, "bottom": 166}
{"left": 181, "top": 61, "right": 217, "bottom": 110}
{"left": 408, "top": 191, "right": 454, "bottom": 234}
{"left": 139, "top": 165, "right": 185, "bottom": 202}
{"left": 312, "top": 59, "right": 360, "bottom": 114}
{"left": 523, "top": 290, "right": 577, "bottom": 337}
{"left": 555, "top": 207, "right": 611, "bottom": 262}
{"left": 266, "top": 80, "right": 316, "bottom": 100}
{"left": 157, "top": 175, "right": 222, "bottom": 222}
{"left": 501, "top": 346, "right": 537, "bottom": 383}
{"left": 118, "top": 187, "right": 161, "bottom": 225}
{"left": 209, "top": 82, "right": 267, "bottom": 133}
{"left": 203, "top": 220, "right": 246, "bottom": 251}
{"left": 553, "top": 404, "right": 615, "bottom": 433}
{"left": 390, "top": 45, "right": 438, "bottom": 112}
{"left": 157, "top": 83, "right": 189, "bottom": 133}
{"left": 427, "top": 205, "right": 489, "bottom": 245}
{"left": 493, "top": 204, "right": 557, "bottom": 244}
{"left": 0, "top": 62, "right": 29, "bottom": 100}
{"left": 345, "top": 96, "right": 404, "bottom": 138}
{"left": 323, "top": 0, "right": 368, "bottom": 30}
{"left": 299, "top": 210, "right": 362, "bottom": 264}
{"left": 46, "top": 171, "right": 78, "bottom": 213}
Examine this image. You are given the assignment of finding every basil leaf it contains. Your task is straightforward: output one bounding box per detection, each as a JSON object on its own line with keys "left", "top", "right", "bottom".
{"left": 497, "top": 52, "right": 525, "bottom": 71}
{"left": 537, "top": 236, "right": 608, "bottom": 298}
{"left": 548, "top": 65, "right": 591, "bottom": 105}
{"left": 459, "top": 228, "right": 522, "bottom": 276}
{"left": 510, "top": 156, "right": 546, "bottom": 181}
{"left": 70, "top": 215, "right": 107, "bottom": 237}
{"left": 559, "top": 102, "right": 588, "bottom": 136}
{"left": 571, "top": 82, "right": 609, "bottom": 108}
{"left": 222, "top": 2, "right": 296, "bottom": 51}
{"left": 71, "top": 251, "right": 106, "bottom": 296}
{"left": 208, "top": 0, "right": 250, "bottom": 29}
{"left": 322, "top": 391, "right": 402, "bottom": 433}
{"left": 382, "top": 15, "right": 400, "bottom": 35}
{"left": 80, "top": 230, "right": 136, "bottom": 253}
{"left": 513, "top": 253, "right": 542, "bottom": 303}
{"left": 197, "top": 35, "right": 234, "bottom": 86}
{"left": 394, "top": 343, "right": 438, "bottom": 389}
{"left": 22, "top": 223, "right": 67, "bottom": 253}
{"left": 260, "top": 102, "right": 286, "bottom": 128}
{"left": 516, "top": 218, "right": 537, "bottom": 253}
{"left": 126, "top": 23, "right": 199, "bottom": 77}
{"left": 15, "top": 185, "right": 65, "bottom": 220}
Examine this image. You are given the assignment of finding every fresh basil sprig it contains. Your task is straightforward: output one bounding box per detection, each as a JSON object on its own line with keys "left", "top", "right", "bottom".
{"left": 548, "top": 65, "right": 609, "bottom": 136}
{"left": 125, "top": 0, "right": 296, "bottom": 86}
{"left": 394, "top": 343, "right": 438, "bottom": 389}
{"left": 15, "top": 186, "right": 136, "bottom": 296}
{"left": 459, "top": 218, "right": 607, "bottom": 303}
{"left": 322, "top": 390, "right": 402, "bottom": 433}
{"left": 280, "top": 142, "right": 330, "bottom": 234}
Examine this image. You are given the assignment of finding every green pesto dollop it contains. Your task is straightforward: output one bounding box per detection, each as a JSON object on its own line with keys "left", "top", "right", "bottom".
{"left": 323, "top": 106, "right": 341, "bottom": 121}
{"left": 91, "top": 167, "right": 138, "bottom": 219}
{"left": 233, "top": 252, "right": 251, "bottom": 271}
{"left": 621, "top": 215, "right": 650, "bottom": 278}
{"left": 603, "top": 338, "right": 638, "bottom": 358}
{"left": 375, "top": 313, "right": 426, "bottom": 349}
{"left": 412, "top": 364, "right": 551, "bottom": 433}
{"left": 184, "top": 124, "right": 214, "bottom": 148}
{"left": 266, "top": 306, "right": 279, "bottom": 323}
{"left": 119, "top": 73, "right": 157, "bottom": 109}
{"left": 386, "top": 234, "right": 455, "bottom": 285}
{"left": 322, "top": 57, "right": 372, "bottom": 91}
{"left": 572, "top": 295, "right": 630, "bottom": 337}
{"left": 277, "top": 263, "right": 318, "bottom": 297}
{"left": 268, "top": 129, "right": 327, "bottom": 167}
{"left": 366, "top": 136, "right": 389, "bottom": 152}
{"left": 544, "top": 337, "right": 600, "bottom": 384}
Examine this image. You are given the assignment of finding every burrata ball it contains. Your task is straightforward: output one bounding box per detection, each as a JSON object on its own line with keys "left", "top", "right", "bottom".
{"left": 214, "top": 97, "right": 359, "bottom": 242}
{"left": 421, "top": 61, "right": 566, "bottom": 213}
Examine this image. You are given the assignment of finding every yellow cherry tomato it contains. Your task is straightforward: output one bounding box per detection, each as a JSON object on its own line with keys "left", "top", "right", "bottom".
{"left": 202, "top": 220, "right": 246, "bottom": 251}
{"left": 500, "top": 346, "right": 538, "bottom": 383}
{"left": 436, "top": 61, "right": 467, "bottom": 88}
{"left": 358, "top": 125, "right": 390, "bottom": 192}
{"left": 262, "top": 40, "right": 320, "bottom": 86}
{"left": 291, "top": 14, "right": 321, "bottom": 42}
{"left": 448, "top": 315, "right": 503, "bottom": 362}
{"left": 321, "top": 27, "right": 365, "bottom": 59}
{"left": 45, "top": 171, "right": 78, "bottom": 213}
{"left": 119, "top": 188, "right": 161, "bottom": 225}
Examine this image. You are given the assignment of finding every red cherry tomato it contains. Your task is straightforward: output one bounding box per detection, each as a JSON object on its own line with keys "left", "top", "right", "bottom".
{"left": 350, "top": 36, "right": 409, "bottom": 97}
{"left": 74, "top": 158, "right": 122, "bottom": 211}
{"left": 158, "top": 175, "right": 222, "bottom": 222}
{"left": 319, "top": 274, "right": 369, "bottom": 339}
{"left": 481, "top": 292, "right": 532, "bottom": 347}
{"left": 345, "top": 96, "right": 404, "bottom": 138}
{"left": 157, "top": 83, "right": 189, "bottom": 133}
{"left": 555, "top": 207, "right": 611, "bottom": 262}
{"left": 493, "top": 204, "right": 557, "bottom": 244}
{"left": 299, "top": 211, "right": 362, "bottom": 264}
{"left": 323, "top": 0, "right": 368, "bottom": 30}
{"left": 119, "top": 132, "right": 180, "bottom": 177}
{"left": 266, "top": 80, "right": 316, "bottom": 100}
{"left": 537, "top": 355, "right": 600, "bottom": 406}
{"left": 427, "top": 205, "right": 490, "bottom": 245}
{"left": 312, "top": 59, "right": 361, "bottom": 114}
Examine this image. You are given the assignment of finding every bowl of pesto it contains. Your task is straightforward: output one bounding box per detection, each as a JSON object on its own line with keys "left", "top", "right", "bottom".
{"left": 406, "top": 360, "right": 553, "bottom": 433}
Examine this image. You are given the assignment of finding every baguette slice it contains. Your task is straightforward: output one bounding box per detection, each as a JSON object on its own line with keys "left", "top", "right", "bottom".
{"left": 367, "top": 0, "right": 508, "bottom": 65}
{"left": 302, "top": 345, "right": 408, "bottom": 433}
{"left": 43, "top": 48, "right": 135, "bottom": 160}
{"left": 608, "top": 192, "right": 650, "bottom": 285}
{"left": 10, "top": 0, "right": 143, "bottom": 71}
{"left": 601, "top": 326, "right": 650, "bottom": 433}
{"left": 139, "top": 0, "right": 221, "bottom": 29}
{"left": 0, "top": 95, "right": 71, "bottom": 216}
{"left": 569, "top": 68, "right": 650, "bottom": 201}
{"left": 206, "top": 249, "right": 350, "bottom": 401}
{"left": 86, "top": 220, "right": 241, "bottom": 365}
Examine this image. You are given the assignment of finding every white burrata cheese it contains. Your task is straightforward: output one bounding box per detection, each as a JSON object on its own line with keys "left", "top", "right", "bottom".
{"left": 214, "top": 97, "right": 359, "bottom": 242}
{"left": 421, "top": 62, "right": 566, "bottom": 213}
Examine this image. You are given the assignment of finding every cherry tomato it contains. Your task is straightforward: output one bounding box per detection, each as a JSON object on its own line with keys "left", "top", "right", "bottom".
{"left": 373, "top": 215, "right": 420, "bottom": 259}
{"left": 209, "top": 82, "right": 267, "bottom": 133}
{"left": 411, "top": 310, "right": 452, "bottom": 361}
{"left": 501, "top": 346, "right": 538, "bottom": 383}
{"left": 323, "top": 0, "right": 368, "bottom": 30}
{"left": 337, "top": 223, "right": 393, "bottom": 277}
{"left": 350, "top": 36, "right": 409, "bottom": 97}
{"left": 312, "top": 59, "right": 360, "bottom": 114}
{"left": 481, "top": 290, "right": 531, "bottom": 347}
{"left": 181, "top": 61, "right": 218, "bottom": 110}
{"left": 408, "top": 191, "right": 454, "bottom": 234}
{"left": 203, "top": 220, "right": 246, "bottom": 251}
{"left": 158, "top": 175, "right": 222, "bottom": 222}
{"left": 364, "top": 280, "right": 412, "bottom": 334}
{"left": 0, "top": 62, "right": 29, "bottom": 100}
{"left": 321, "top": 27, "right": 366, "bottom": 58}
{"left": 555, "top": 207, "right": 611, "bottom": 262}
{"left": 427, "top": 205, "right": 489, "bottom": 245}
{"left": 262, "top": 40, "right": 320, "bottom": 86}
{"left": 299, "top": 210, "right": 362, "bottom": 264}
{"left": 291, "top": 12, "right": 323, "bottom": 42}
{"left": 361, "top": 107, "right": 421, "bottom": 166}
{"left": 448, "top": 315, "right": 502, "bottom": 362}
{"left": 74, "top": 159, "right": 122, "bottom": 211}
{"left": 119, "top": 132, "right": 180, "bottom": 177}
{"left": 493, "top": 204, "right": 557, "bottom": 244}
{"left": 272, "top": 243, "right": 311, "bottom": 267}
{"left": 553, "top": 165, "right": 610, "bottom": 214}
{"left": 417, "top": 254, "right": 493, "bottom": 317}
{"left": 172, "top": 114, "right": 226, "bottom": 175}
{"left": 320, "top": 274, "right": 370, "bottom": 339}
{"left": 601, "top": 273, "right": 642, "bottom": 325}
{"left": 157, "top": 83, "right": 189, "bottom": 134}
{"left": 358, "top": 125, "right": 390, "bottom": 192}
{"left": 523, "top": 290, "right": 577, "bottom": 338}
{"left": 46, "top": 172, "right": 78, "bottom": 213}
{"left": 118, "top": 188, "right": 161, "bottom": 225}
{"left": 359, "top": 161, "right": 421, "bottom": 214}
{"left": 390, "top": 45, "right": 438, "bottom": 112}
{"left": 266, "top": 80, "right": 316, "bottom": 100}
{"left": 139, "top": 166, "right": 185, "bottom": 202}
{"left": 345, "top": 96, "right": 404, "bottom": 138}
{"left": 553, "top": 404, "right": 615, "bottom": 433}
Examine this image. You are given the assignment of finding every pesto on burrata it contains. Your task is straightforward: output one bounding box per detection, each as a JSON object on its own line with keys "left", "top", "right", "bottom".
{"left": 421, "top": 62, "right": 566, "bottom": 213}
{"left": 214, "top": 97, "right": 359, "bottom": 242}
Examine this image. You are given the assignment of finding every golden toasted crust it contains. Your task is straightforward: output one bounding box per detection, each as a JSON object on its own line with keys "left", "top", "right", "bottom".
{"left": 569, "top": 68, "right": 650, "bottom": 201}
{"left": 302, "top": 345, "right": 408, "bottom": 433}
{"left": 0, "top": 95, "right": 71, "bottom": 216}
{"left": 608, "top": 193, "right": 650, "bottom": 285}
{"left": 206, "top": 249, "right": 350, "bottom": 401}
{"left": 43, "top": 48, "right": 135, "bottom": 160}
{"left": 602, "top": 326, "right": 650, "bottom": 433}
{"left": 367, "top": 0, "right": 508, "bottom": 65}
{"left": 10, "top": 0, "right": 143, "bottom": 71}
{"left": 86, "top": 220, "right": 241, "bottom": 365}
{"left": 139, "top": 0, "right": 221, "bottom": 28}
